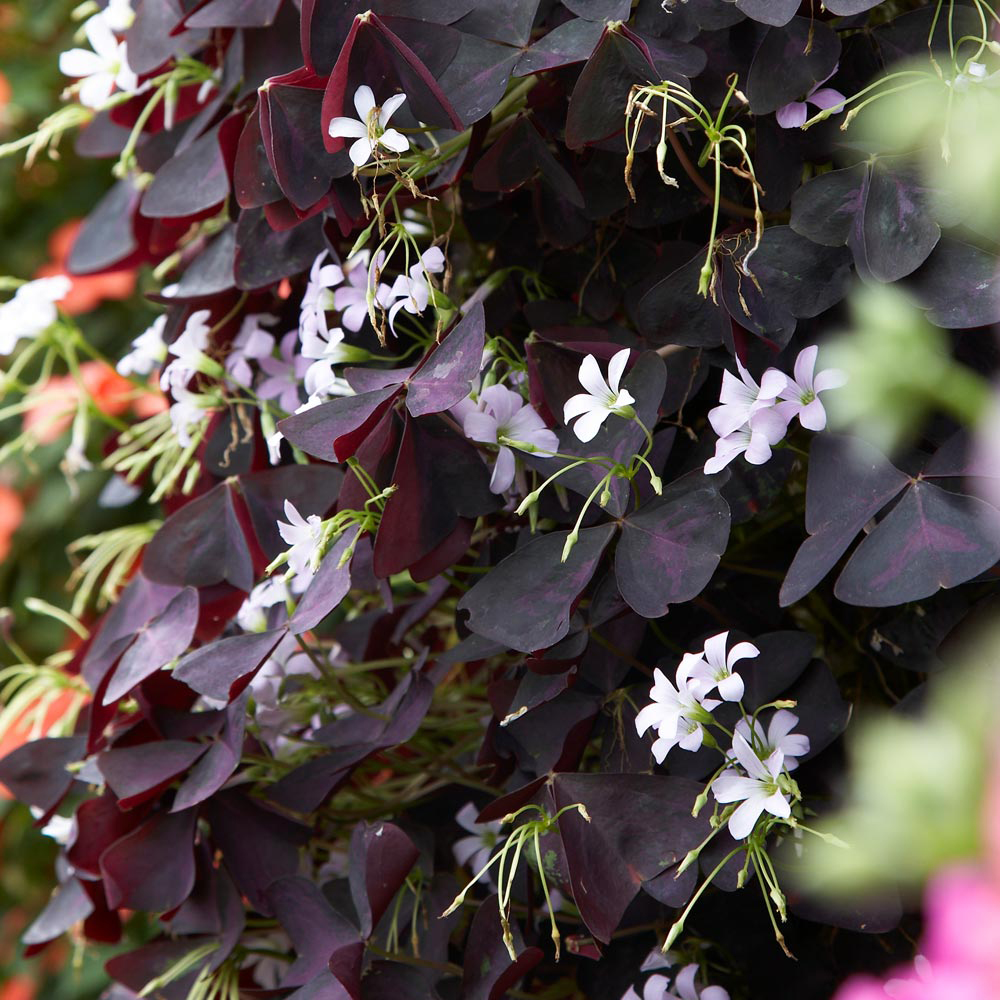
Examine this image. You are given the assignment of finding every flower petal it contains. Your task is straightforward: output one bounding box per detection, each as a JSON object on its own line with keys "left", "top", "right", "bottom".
{"left": 731, "top": 732, "right": 770, "bottom": 781}
{"left": 635, "top": 703, "right": 665, "bottom": 738}
{"left": 716, "top": 672, "right": 745, "bottom": 702}
{"left": 489, "top": 446, "right": 516, "bottom": 494}
{"left": 463, "top": 410, "right": 499, "bottom": 444}
{"left": 798, "top": 396, "right": 827, "bottom": 431}
{"left": 571, "top": 406, "right": 608, "bottom": 442}
{"left": 379, "top": 92, "right": 406, "bottom": 126}
{"left": 814, "top": 367, "right": 848, "bottom": 393}
{"left": 757, "top": 367, "right": 788, "bottom": 401}
{"left": 348, "top": 137, "right": 373, "bottom": 166}
{"left": 353, "top": 84, "right": 375, "bottom": 120}
{"left": 577, "top": 353, "right": 609, "bottom": 399}
{"left": 327, "top": 116, "right": 367, "bottom": 139}
{"left": 674, "top": 964, "right": 699, "bottom": 1000}
{"left": 378, "top": 128, "right": 409, "bottom": 154}
{"left": 775, "top": 101, "right": 808, "bottom": 129}
{"left": 727, "top": 793, "right": 767, "bottom": 839}
{"left": 808, "top": 87, "right": 846, "bottom": 113}
{"left": 702, "top": 631, "right": 730, "bottom": 671}
{"left": 59, "top": 48, "right": 104, "bottom": 78}
{"left": 762, "top": 789, "right": 791, "bottom": 819}
{"left": 793, "top": 345, "right": 818, "bottom": 391}
{"left": 711, "top": 771, "right": 757, "bottom": 804}
{"left": 607, "top": 347, "right": 630, "bottom": 394}
{"left": 727, "top": 640, "right": 759, "bottom": 670}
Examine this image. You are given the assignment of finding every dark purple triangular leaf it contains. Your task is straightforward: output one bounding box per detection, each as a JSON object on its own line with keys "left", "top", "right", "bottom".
{"left": 461, "top": 893, "right": 543, "bottom": 1000}
{"left": 735, "top": 0, "right": 797, "bottom": 26}
{"left": 98, "top": 740, "right": 207, "bottom": 809}
{"left": 184, "top": 0, "right": 282, "bottom": 28}
{"left": 615, "top": 472, "right": 730, "bottom": 618}
{"left": 290, "top": 533, "right": 355, "bottom": 634}
{"left": 0, "top": 736, "right": 84, "bottom": 812}
{"left": 908, "top": 238, "right": 1000, "bottom": 329}
{"left": 435, "top": 33, "right": 520, "bottom": 126}
{"left": 515, "top": 18, "right": 604, "bottom": 76}
{"left": 278, "top": 385, "right": 401, "bottom": 462}
{"left": 102, "top": 587, "right": 199, "bottom": 704}
{"left": 406, "top": 302, "right": 486, "bottom": 416}
{"left": 171, "top": 695, "right": 248, "bottom": 812}
{"left": 101, "top": 808, "right": 198, "bottom": 912}
{"left": 174, "top": 628, "right": 286, "bottom": 702}
{"left": 790, "top": 163, "right": 868, "bottom": 248}
{"left": 454, "top": 0, "right": 539, "bottom": 45}
{"left": 143, "top": 482, "right": 254, "bottom": 591}
{"left": 747, "top": 18, "right": 841, "bottom": 115}
{"left": 22, "top": 877, "right": 94, "bottom": 947}
{"left": 348, "top": 821, "right": 419, "bottom": 937}
{"left": 235, "top": 209, "right": 327, "bottom": 289}
{"left": 834, "top": 480, "right": 1000, "bottom": 607}
{"left": 636, "top": 248, "right": 728, "bottom": 347}
{"left": 140, "top": 126, "right": 229, "bottom": 219}
{"left": 459, "top": 524, "right": 617, "bottom": 652}
{"left": 781, "top": 434, "right": 910, "bottom": 607}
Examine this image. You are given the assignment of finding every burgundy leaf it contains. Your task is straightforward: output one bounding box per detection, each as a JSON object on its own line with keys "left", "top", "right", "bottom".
{"left": 615, "top": 472, "right": 730, "bottom": 618}
{"left": 98, "top": 740, "right": 207, "bottom": 810}
{"left": 461, "top": 893, "right": 543, "bottom": 1000}
{"left": 834, "top": 481, "right": 1000, "bottom": 607}
{"left": 171, "top": 695, "right": 248, "bottom": 812}
{"left": 459, "top": 525, "right": 617, "bottom": 652}
{"left": 0, "top": 737, "right": 84, "bottom": 813}
{"left": 102, "top": 587, "right": 199, "bottom": 704}
{"left": 183, "top": 0, "right": 282, "bottom": 28}
{"left": 22, "top": 878, "right": 94, "bottom": 947}
{"left": 515, "top": 18, "right": 604, "bottom": 76}
{"left": 348, "top": 821, "right": 419, "bottom": 937}
{"left": 405, "top": 303, "right": 486, "bottom": 416}
{"left": 909, "top": 238, "right": 1000, "bottom": 329}
{"left": 100, "top": 807, "right": 198, "bottom": 911}
{"left": 173, "top": 628, "right": 286, "bottom": 702}
{"left": 140, "top": 126, "right": 229, "bottom": 220}
{"left": 290, "top": 532, "right": 356, "bottom": 634}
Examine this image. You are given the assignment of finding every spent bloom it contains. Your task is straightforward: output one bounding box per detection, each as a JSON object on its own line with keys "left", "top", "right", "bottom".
{"left": 776, "top": 68, "right": 846, "bottom": 129}
{"left": 712, "top": 732, "right": 792, "bottom": 840}
{"left": 276, "top": 500, "right": 325, "bottom": 581}
{"left": 0, "top": 275, "right": 71, "bottom": 354}
{"left": 58, "top": 14, "right": 138, "bottom": 110}
{"left": 387, "top": 246, "right": 446, "bottom": 333}
{"left": 460, "top": 384, "right": 558, "bottom": 494}
{"left": 635, "top": 654, "right": 721, "bottom": 762}
{"left": 732, "top": 709, "right": 810, "bottom": 771}
{"left": 689, "top": 631, "right": 759, "bottom": 703}
{"left": 775, "top": 344, "right": 848, "bottom": 431}
{"left": 327, "top": 85, "right": 409, "bottom": 167}
{"left": 563, "top": 348, "right": 636, "bottom": 443}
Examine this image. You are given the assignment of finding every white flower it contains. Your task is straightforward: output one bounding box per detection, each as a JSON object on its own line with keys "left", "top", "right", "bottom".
{"left": 225, "top": 313, "right": 276, "bottom": 386}
{"left": 0, "top": 276, "right": 71, "bottom": 354}
{"left": 774, "top": 345, "right": 847, "bottom": 432}
{"left": 59, "top": 14, "right": 138, "bottom": 110}
{"left": 711, "top": 732, "right": 791, "bottom": 840}
{"left": 333, "top": 251, "right": 395, "bottom": 332}
{"left": 118, "top": 315, "right": 168, "bottom": 377}
{"left": 257, "top": 330, "right": 310, "bottom": 413}
{"left": 707, "top": 356, "right": 786, "bottom": 439}
{"left": 303, "top": 361, "right": 354, "bottom": 399}
{"left": 168, "top": 384, "right": 215, "bottom": 446}
{"left": 635, "top": 654, "right": 720, "bottom": 763}
{"left": 453, "top": 802, "right": 504, "bottom": 875}
{"left": 731, "top": 709, "right": 810, "bottom": 772}
{"left": 703, "top": 406, "right": 789, "bottom": 475}
{"left": 101, "top": 0, "right": 135, "bottom": 32}
{"left": 276, "top": 499, "right": 324, "bottom": 581}
{"left": 38, "top": 812, "right": 77, "bottom": 847}
{"left": 563, "top": 348, "right": 636, "bottom": 442}
{"left": 327, "top": 85, "right": 410, "bottom": 167}
{"left": 460, "top": 384, "right": 558, "bottom": 494}
{"left": 236, "top": 578, "right": 290, "bottom": 632}
{"left": 386, "top": 246, "right": 446, "bottom": 334}
{"left": 299, "top": 250, "right": 344, "bottom": 342}
{"left": 265, "top": 393, "right": 330, "bottom": 464}
{"left": 160, "top": 309, "right": 213, "bottom": 391}
{"left": 689, "top": 631, "right": 758, "bottom": 703}
{"left": 624, "top": 965, "right": 730, "bottom": 1000}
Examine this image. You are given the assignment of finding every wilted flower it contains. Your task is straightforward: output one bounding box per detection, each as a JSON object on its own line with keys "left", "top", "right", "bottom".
{"left": 327, "top": 85, "right": 409, "bottom": 167}
{"left": 460, "top": 384, "right": 558, "bottom": 494}
{"left": 563, "top": 348, "right": 636, "bottom": 443}
{"left": 118, "top": 315, "right": 168, "bottom": 377}
{"left": 776, "top": 69, "right": 846, "bottom": 129}
{"left": 58, "top": 14, "right": 138, "bottom": 109}
{"left": 775, "top": 345, "right": 848, "bottom": 431}
{"left": 276, "top": 500, "right": 324, "bottom": 581}
{"left": 387, "top": 246, "right": 446, "bottom": 333}
{"left": 689, "top": 631, "right": 759, "bottom": 703}
{"left": 732, "top": 709, "right": 810, "bottom": 771}
{"left": 635, "top": 654, "right": 721, "bottom": 762}
{"left": 0, "top": 275, "right": 71, "bottom": 354}
{"left": 712, "top": 733, "right": 791, "bottom": 839}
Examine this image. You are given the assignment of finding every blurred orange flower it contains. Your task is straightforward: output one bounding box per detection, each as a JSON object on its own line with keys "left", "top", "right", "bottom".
{"left": 0, "top": 485, "right": 23, "bottom": 563}
{"left": 0, "top": 974, "right": 36, "bottom": 1000}
{"left": 34, "top": 220, "right": 135, "bottom": 316}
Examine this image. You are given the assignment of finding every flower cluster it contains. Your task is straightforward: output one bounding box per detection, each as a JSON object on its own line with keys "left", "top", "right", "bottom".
{"left": 58, "top": 1, "right": 138, "bottom": 110}
{"left": 705, "top": 345, "right": 846, "bottom": 474}
{"left": 0, "top": 276, "right": 71, "bottom": 355}
{"left": 635, "top": 631, "right": 810, "bottom": 841}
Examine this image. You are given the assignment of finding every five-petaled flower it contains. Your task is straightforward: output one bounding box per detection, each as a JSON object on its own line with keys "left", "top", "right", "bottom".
{"left": 59, "top": 13, "right": 138, "bottom": 110}
{"left": 328, "top": 85, "right": 409, "bottom": 167}
{"left": 635, "top": 654, "right": 721, "bottom": 762}
{"left": 689, "top": 631, "right": 759, "bottom": 703}
{"left": 563, "top": 348, "right": 636, "bottom": 443}
{"left": 731, "top": 709, "right": 810, "bottom": 772}
{"left": 276, "top": 499, "right": 325, "bottom": 581}
{"left": 707, "top": 356, "right": 785, "bottom": 440}
{"left": 775, "top": 344, "right": 848, "bottom": 431}
{"left": 712, "top": 732, "right": 792, "bottom": 840}
{"left": 458, "top": 384, "right": 558, "bottom": 494}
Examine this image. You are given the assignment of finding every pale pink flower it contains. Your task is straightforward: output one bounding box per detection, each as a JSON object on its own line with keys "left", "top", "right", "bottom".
{"left": 776, "top": 69, "right": 846, "bottom": 129}
{"left": 775, "top": 345, "right": 847, "bottom": 431}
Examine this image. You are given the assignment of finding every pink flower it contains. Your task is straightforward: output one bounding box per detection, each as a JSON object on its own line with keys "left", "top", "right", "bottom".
{"left": 775, "top": 345, "right": 847, "bottom": 431}
{"left": 776, "top": 70, "right": 846, "bottom": 129}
